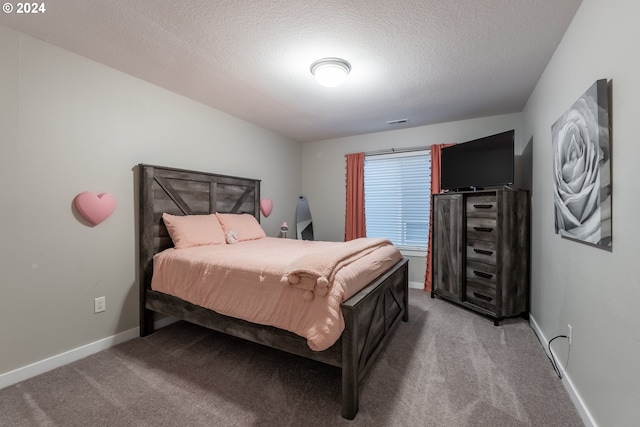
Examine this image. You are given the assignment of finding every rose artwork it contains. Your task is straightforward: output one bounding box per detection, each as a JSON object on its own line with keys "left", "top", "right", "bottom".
{"left": 551, "top": 79, "right": 611, "bottom": 247}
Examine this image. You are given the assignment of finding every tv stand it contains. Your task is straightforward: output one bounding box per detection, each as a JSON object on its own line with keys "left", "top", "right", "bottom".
{"left": 431, "top": 189, "right": 530, "bottom": 325}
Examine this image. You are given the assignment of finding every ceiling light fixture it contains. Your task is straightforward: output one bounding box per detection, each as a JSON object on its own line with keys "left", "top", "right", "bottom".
{"left": 310, "top": 57, "right": 351, "bottom": 87}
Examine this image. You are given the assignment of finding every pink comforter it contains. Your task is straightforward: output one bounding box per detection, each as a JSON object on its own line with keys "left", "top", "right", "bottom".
{"left": 151, "top": 237, "right": 402, "bottom": 351}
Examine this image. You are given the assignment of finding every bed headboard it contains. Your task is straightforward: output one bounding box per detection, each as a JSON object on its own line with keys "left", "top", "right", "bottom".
{"left": 137, "top": 164, "right": 261, "bottom": 294}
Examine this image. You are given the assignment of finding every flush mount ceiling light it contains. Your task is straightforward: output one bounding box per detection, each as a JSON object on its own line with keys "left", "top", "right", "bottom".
{"left": 310, "top": 57, "right": 351, "bottom": 87}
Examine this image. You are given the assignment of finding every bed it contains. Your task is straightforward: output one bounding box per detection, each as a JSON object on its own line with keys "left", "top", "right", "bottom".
{"left": 137, "top": 164, "right": 409, "bottom": 419}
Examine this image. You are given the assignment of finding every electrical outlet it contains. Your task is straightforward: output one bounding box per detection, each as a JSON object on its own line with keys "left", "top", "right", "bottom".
{"left": 94, "top": 296, "right": 106, "bottom": 313}
{"left": 568, "top": 324, "right": 573, "bottom": 346}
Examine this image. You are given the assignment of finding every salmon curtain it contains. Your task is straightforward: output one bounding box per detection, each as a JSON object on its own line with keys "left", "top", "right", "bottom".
{"left": 424, "top": 143, "right": 456, "bottom": 292}
{"left": 345, "top": 152, "right": 366, "bottom": 241}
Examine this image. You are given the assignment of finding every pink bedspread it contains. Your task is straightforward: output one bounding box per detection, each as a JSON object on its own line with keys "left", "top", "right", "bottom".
{"left": 151, "top": 237, "right": 402, "bottom": 351}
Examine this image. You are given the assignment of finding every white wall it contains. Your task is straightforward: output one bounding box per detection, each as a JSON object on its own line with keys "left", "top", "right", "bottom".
{"left": 0, "top": 26, "right": 302, "bottom": 376}
{"left": 302, "top": 113, "right": 523, "bottom": 284}
{"left": 522, "top": 0, "right": 640, "bottom": 425}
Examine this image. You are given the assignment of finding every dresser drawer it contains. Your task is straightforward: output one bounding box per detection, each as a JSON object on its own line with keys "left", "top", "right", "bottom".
{"left": 467, "top": 239, "right": 497, "bottom": 265}
{"left": 465, "top": 281, "right": 497, "bottom": 312}
{"left": 466, "top": 259, "right": 497, "bottom": 287}
{"left": 466, "top": 217, "right": 498, "bottom": 241}
{"left": 465, "top": 194, "right": 497, "bottom": 218}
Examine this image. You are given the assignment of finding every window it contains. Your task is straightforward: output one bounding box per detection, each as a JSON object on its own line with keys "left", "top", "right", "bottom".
{"left": 364, "top": 151, "right": 431, "bottom": 254}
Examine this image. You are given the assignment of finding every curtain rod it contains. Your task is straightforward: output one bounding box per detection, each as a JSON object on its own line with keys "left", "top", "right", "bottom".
{"left": 358, "top": 146, "right": 430, "bottom": 157}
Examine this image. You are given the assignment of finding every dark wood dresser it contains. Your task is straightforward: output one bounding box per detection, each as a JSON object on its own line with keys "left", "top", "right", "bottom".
{"left": 431, "top": 189, "right": 530, "bottom": 325}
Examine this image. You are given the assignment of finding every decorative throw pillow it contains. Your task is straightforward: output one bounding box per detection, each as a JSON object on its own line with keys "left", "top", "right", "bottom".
{"left": 226, "top": 230, "right": 239, "bottom": 244}
{"left": 216, "top": 213, "right": 266, "bottom": 241}
{"left": 162, "top": 213, "right": 226, "bottom": 249}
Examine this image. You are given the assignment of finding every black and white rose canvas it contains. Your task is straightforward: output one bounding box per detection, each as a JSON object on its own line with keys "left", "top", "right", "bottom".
{"left": 551, "top": 79, "right": 611, "bottom": 248}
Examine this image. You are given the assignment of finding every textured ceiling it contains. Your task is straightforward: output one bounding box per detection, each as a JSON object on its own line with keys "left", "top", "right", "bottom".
{"left": 0, "top": 0, "right": 582, "bottom": 142}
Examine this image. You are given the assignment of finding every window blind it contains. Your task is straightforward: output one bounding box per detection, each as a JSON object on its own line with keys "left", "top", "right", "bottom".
{"left": 364, "top": 151, "right": 431, "bottom": 251}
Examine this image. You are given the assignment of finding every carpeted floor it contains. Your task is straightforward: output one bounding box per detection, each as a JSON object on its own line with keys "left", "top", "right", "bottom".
{"left": 0, "top": 289, "right": 583, "bottom": 426}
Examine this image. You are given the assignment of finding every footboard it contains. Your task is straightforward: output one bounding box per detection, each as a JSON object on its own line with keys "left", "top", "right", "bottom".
{"left": 340, "top": 257, "right": 409, "bottom": 419}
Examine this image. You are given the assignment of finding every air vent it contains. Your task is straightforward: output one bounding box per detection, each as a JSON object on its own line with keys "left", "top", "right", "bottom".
{"left": 386, "top": 118, "right": 408, "bottom": 125}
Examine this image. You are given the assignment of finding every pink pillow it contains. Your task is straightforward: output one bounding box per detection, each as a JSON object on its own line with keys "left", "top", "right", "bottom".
{"left": 162, "top": 213, "right": 226, "bottom": 249}
{"left": 216, "top": 213, "right": 266, "bottom": 241}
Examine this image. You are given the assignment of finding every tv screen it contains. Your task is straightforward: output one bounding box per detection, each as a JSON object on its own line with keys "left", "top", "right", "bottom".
{"left": 440, "top": 130, "right": 514, "bottom": 191}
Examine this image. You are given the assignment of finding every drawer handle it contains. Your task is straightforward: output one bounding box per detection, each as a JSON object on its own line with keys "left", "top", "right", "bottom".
{"left": 473, "top": 204, "right": 493, "bottom": 209}
{"left": 473, "top": 270, "right": 493, "bottom": 279}
{"left": 473, "top": 292, "right": 493, "bottom": 302}
{"left": 473, "top": 226, "right": 494, "bottom": 233}
{"left": 473, "top": 249, "right": 493, "bottom": 256}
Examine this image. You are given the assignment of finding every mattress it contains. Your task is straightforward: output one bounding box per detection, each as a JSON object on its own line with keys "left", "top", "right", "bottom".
{"left": 151, "top": 237, "right": 403, "bottom": 351}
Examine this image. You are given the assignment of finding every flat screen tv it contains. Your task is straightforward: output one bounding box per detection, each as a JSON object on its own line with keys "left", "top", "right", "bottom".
{"left": 440, "top": 130, "right": 514, "bottom": 191}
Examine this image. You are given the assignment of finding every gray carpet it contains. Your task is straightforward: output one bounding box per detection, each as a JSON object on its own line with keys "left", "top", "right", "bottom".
{"left": 0, "top": 289, "right": 583, "bottom": 426}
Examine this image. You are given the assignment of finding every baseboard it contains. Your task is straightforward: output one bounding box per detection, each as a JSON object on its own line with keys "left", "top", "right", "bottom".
{"left": 529, "top": 314, "right": 598, "bottom": 427}
{"left": 409, "top": 281, "right": 423, "bottom": 289}
{"left": 0, "top": 316, "right": 177, "bottom": 390}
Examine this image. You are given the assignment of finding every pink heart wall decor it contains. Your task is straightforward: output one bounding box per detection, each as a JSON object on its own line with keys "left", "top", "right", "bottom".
{"left": 75, "top": 192, "right": 116, "bottom": 226}
{"left": 260, "top": 198, "right": 273, "bottom": 217}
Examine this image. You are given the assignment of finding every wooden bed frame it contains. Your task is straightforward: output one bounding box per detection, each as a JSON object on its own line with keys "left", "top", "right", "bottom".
{"left": 137, "top": 164, "right": 409, "bottom": 419}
